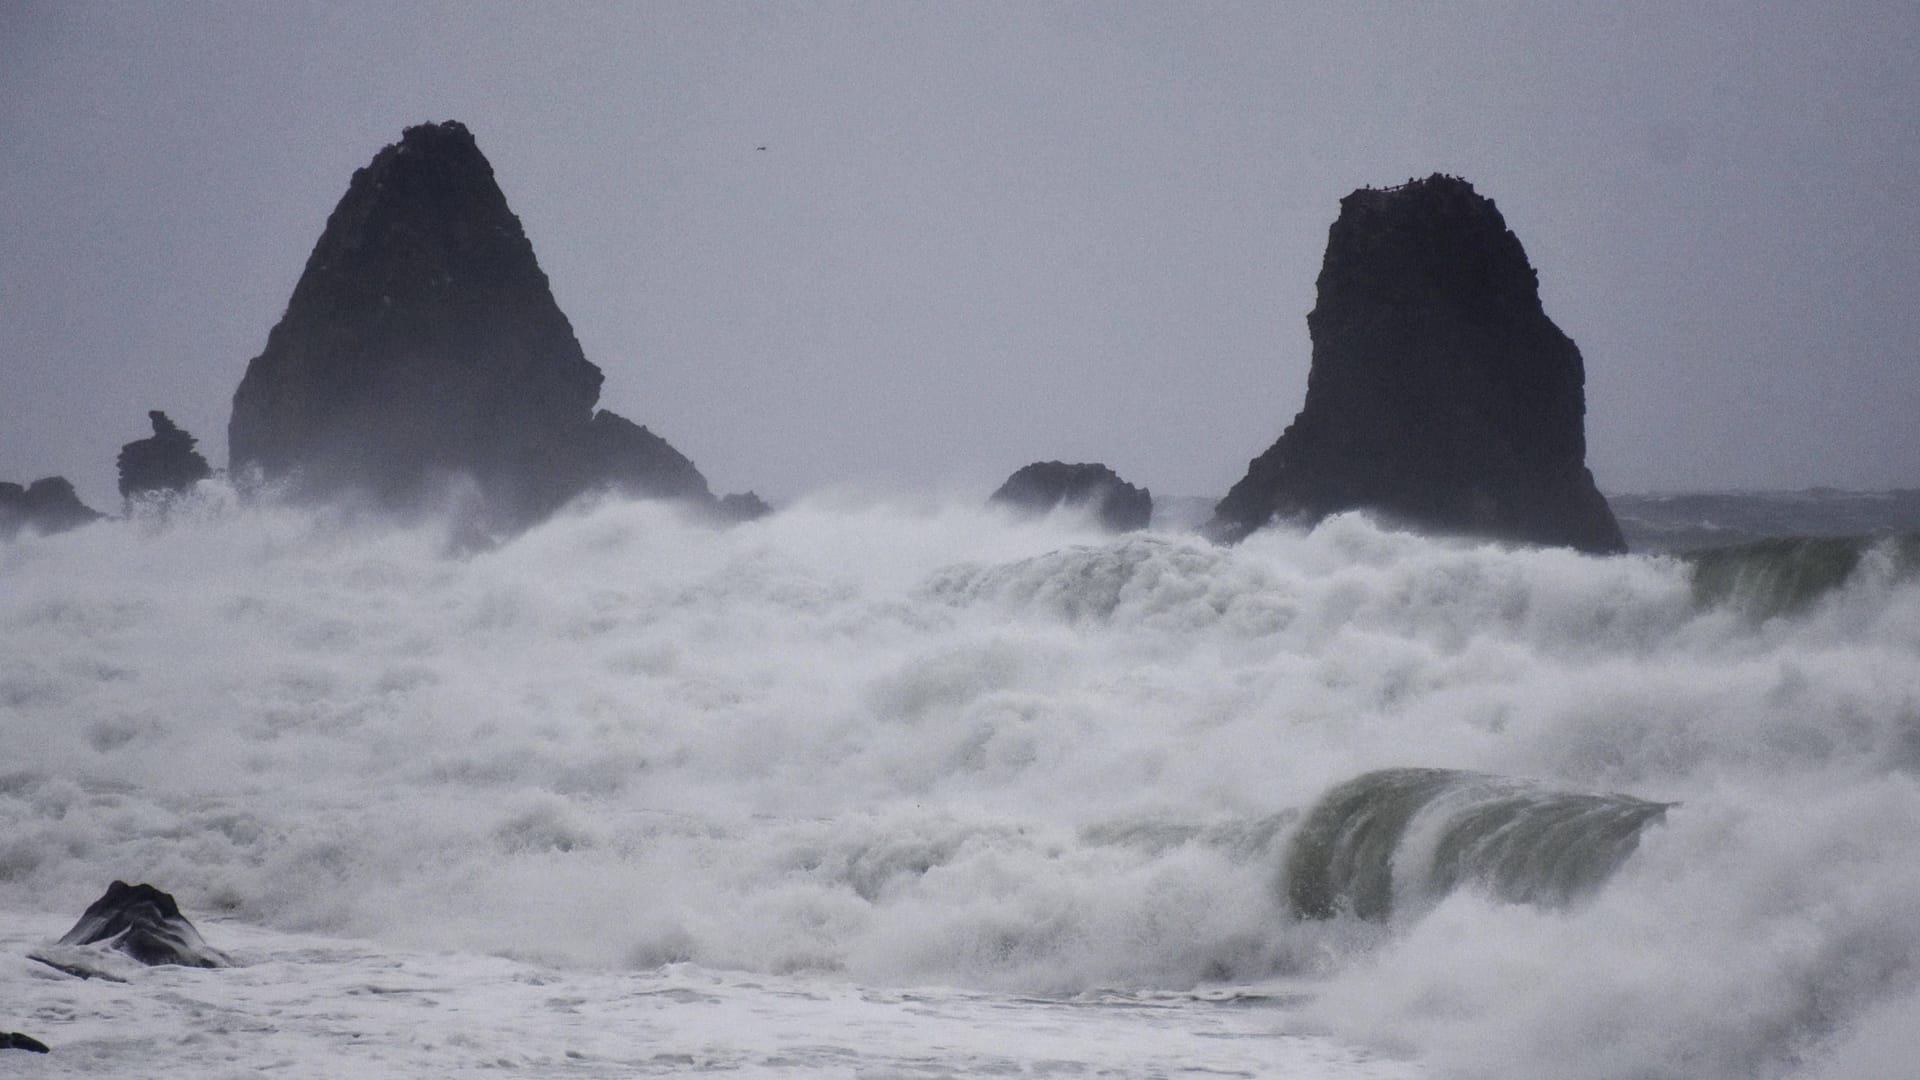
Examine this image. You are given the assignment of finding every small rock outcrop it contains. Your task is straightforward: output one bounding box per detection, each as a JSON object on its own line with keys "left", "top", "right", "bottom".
{"left": 117, "top": 411, "right": 213, "bottom": 501}
{"left": 717, "top": 491, "right": 773, "bottom": 523}
{"left": 2, "top": 1033, "right": 50, "bottom": 1054}
{"left": 1208, "top": 174, "right": 1625, "bottom": 554}
{"left": 0, "top": 477, "right": 101, "bottom": 539}
{"left": 576, "top": 408, "right": 711, "bottom": 504}
{"left": 40, "top": 881, "right": 227, "bottom": 971}
{"left": 229, "top": 121, "right": 715, "bottom": 526}
{"left": 991, "top": 461, "right": 1152, "bottom": 532}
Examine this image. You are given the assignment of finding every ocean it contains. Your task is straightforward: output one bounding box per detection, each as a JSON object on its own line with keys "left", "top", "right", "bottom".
{"left": 3, "top": 486, "right": 1918, "bottom": 1078}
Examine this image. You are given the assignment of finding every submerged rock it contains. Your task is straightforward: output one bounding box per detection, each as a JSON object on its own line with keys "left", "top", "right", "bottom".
{"left": 40, "top": 881, "right": 227, "bottom": 971}
{"left": 1209, "top": 174, "right": 1625, "bottom": 553}
{"left": 0, "top": 476, "right": 101, "bottom": 539}
{"left": 229, "top": 120, "right": 716, "bottom": 526}
{"left": 990, "top": 461, "right": 1151, "bottom": 532}
{"left": 117, "top": 410, "right": 213, "bottom": 501}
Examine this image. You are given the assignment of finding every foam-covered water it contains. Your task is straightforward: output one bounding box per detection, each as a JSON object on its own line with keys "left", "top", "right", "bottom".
{"left": 4, "top": 486, "right": 1919, "bottom": 1078}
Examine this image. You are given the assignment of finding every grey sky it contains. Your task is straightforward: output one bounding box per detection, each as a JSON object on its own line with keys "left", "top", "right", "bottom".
{"left": 4, "top": 2, "right": 1917, "bottom": 509}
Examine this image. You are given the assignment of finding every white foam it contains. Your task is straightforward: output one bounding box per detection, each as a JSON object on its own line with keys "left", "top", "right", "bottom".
{"left": 0, "top": 913, "right": 1420, "bottom": 1078}
{"left": 4, "top": 486, "right": 1917, "bottom": 1078}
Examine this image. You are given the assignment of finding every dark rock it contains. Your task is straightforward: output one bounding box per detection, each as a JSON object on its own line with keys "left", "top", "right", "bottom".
{"left": 1208, "top": 174, "right": 1625, "bottom": 553}
{"left": 229, "top": 121, "right": 715, "bottom": 527}
{"left": 2, "top": 1032, "right": 50, "bottom": 1053}
{"left": 717, "top": 490, "right": 773, "bottom": 523}
{"left": 50, "top": 881, "right": 226, "bottom": 969}
{"left": 0, "top": 476, "right": 102, "bottom": 539}
{"left": 577, "top": 409, "right": 711, "bottom": 504}
{"left": 117, "top": 410, "right": 213, "bottom": 501}
{"left": 990, "top": 462, "right": 1152, "bottom": 532}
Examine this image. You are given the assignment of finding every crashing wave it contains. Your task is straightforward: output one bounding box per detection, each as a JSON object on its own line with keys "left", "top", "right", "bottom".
{"left": 1286, "top": 767, "right": 1668, "bottom": 921}
{"left": 1683, "top": 533, "right": 1920, "bottom": 619}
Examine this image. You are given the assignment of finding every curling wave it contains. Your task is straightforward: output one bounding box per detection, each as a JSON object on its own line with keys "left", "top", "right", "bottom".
{"left": 1285, "top": 767, "right": 1669, "bottom": 921}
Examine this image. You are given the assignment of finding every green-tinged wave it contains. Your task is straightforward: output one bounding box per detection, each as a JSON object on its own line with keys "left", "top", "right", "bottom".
{"left": 1287, "top": 767, "right": 1668, "bottom": 921}
{"left": 1684, "top": 533, "right": 1920, "bottom": 619}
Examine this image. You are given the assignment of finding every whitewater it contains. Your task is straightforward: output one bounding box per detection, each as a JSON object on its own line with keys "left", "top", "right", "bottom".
{"left": 3, "top": 486, "right": 1919, "bottom": 1079}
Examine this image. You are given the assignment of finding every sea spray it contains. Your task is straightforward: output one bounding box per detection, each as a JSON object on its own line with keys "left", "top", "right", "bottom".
{"left": 4, "top": 488, "right": 1920, "bottom": 1078}
{"left": 1308, "top": 778, "right": 1920, "bottom": 1080}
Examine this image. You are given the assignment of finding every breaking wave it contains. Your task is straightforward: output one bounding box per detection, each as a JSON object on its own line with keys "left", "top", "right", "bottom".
{"left": 4, "top": 488, "right": 1920, "bottom": 1078}
{"left": 1285, "top": 767, "right": 1668, "bottom": 921}
{"left": 1685, "top": 532, "right": 1920, "bottom": 619}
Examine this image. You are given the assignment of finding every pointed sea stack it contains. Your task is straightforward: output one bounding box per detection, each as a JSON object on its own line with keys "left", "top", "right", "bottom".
{"left": 118, "top": 411, "right": 212, "bottom": 501}
{"left": 1208, "top": 175, "right": 1625, "bottom": 553}
{"left": 229, "top": 121, "right": 712, "bottom": 524}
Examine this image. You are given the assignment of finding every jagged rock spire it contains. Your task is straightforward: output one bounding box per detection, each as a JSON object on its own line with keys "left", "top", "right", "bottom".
{"left": 118, "top": 410, "right": 212, "bottom": 500}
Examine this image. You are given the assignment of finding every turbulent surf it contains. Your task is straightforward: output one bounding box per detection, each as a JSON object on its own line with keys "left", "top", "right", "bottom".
{"left": 3, "top": 487, "right": 1919, "bottom": 1079}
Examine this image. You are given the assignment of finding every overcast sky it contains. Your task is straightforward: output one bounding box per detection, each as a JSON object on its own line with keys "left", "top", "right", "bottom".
{"left": 4, "top": 2, "right": 1917, "bottom": 509}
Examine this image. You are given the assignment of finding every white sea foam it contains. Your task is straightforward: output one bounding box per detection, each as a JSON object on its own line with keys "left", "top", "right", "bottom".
{"left": 3, "top": 484, "right": 1917, "bottom": 1077}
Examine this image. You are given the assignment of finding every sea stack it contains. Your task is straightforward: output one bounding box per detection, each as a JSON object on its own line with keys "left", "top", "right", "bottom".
{"left": 229, "top": 121, "right": 713, "bottom": 525}
{"left": 990, "top": 461, "right": 1152, "bottom": 532}
{"left": 117, "top": 411, "right": 212, "bottom": 501}
{"left": 1208, "top": 175, "right": 1625, "bottom": 553}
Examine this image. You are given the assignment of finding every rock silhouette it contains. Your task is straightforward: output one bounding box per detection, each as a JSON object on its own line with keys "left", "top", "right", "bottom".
{"left": 576, "top": 408, "right": 711, "bottom": 504}
{"left": 991, "top": 461, "right": 1151, "bottom": 532}
{"left": 1209, "top": 175, "right": 1625, "bottom": 553}
{"left": 0, "top": 476, "right": 101, "bottom": 539}
{"left": 229, "top": 121, "right": 714, "bottom": 526}
{"left": 117, "top": 410, "right": 212, "bottom": 501}
{"left": 717, "top": 490, "right": 773, "bottom": 523}
{"left": 48, "top": 881, "right": 227, "bottom": 969}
